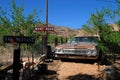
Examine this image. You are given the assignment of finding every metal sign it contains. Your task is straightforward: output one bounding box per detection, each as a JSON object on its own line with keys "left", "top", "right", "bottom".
{"left": 44, "top": 27, "right": 54, "bottom": 31}
{"left": 3, "top": 36, "right": 35, "bottom": 44}
{"left": 34, "top": 27, "right": 44, "bottom": 31}
{"left": 34, "top": 27, "right": 54, "bottom": 32}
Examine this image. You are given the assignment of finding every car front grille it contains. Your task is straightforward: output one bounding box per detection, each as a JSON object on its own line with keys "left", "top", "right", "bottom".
{"left": 63, "top": 49, "right": 89, "bottom": 55}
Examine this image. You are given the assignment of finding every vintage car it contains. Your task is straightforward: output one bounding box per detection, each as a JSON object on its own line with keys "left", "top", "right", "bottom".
{"left": 54, "top": 36, "right": 100, "bottom": 60}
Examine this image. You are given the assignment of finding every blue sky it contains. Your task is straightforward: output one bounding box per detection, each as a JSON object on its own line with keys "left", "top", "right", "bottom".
{"left": 0, "top": 0, "right": 118, "bottom": 29}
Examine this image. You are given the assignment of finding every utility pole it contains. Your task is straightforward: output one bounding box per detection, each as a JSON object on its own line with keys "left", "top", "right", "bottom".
{"left": 46, "top": 0, "right": 48, "bottom": 27}
{"left": 43, "top": 0, "right": 48, "bottom": 57}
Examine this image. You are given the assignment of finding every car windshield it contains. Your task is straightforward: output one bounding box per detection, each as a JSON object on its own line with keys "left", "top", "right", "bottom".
{"left": 68, "top": 36, "right": 98, "bottom": 44}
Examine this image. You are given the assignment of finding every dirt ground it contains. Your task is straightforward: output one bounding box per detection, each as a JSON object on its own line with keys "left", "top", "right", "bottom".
{"left": 0, "top": 50, "right": 120, "bottom": 80}
{"left": 34, "top": 59, "right": 109, "bottom": 80}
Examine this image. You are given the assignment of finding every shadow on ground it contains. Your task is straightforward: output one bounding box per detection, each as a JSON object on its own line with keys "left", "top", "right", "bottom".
{"left": 67, "top": 73, "right": 97, "bottom": 80}
{"left": 61, "top": 58, "right": 96, "bottom": 64}
{"left": 32, "top": 70, "right": 58, "bottom": 80}
{"left": 60, "top": 57, "right": 112, "bottom": 66}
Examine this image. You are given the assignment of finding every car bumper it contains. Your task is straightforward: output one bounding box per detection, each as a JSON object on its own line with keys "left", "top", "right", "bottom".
{"left": 55, "top": 54, "right": 98, "bottom": 60}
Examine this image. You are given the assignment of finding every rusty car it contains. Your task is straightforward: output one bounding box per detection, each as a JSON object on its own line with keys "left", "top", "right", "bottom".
{"left": 54, "top": 36, "right": 100, "bottom": 60}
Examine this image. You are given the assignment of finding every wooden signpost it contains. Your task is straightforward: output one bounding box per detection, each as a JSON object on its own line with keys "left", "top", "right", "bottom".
{"left": 3, "top": 36, "right": 35, "bottom": 80}
{"left": 34, "top": 26, "right": 54, "bottom": 32}
{"left": 34, "top": 26, "right": 54, "bottom": 48}
{"left": 34, "top": 26, "right": 55, "bottom": 57}
{"left": 3, "top": 36, "right": 35, "bottom": 44}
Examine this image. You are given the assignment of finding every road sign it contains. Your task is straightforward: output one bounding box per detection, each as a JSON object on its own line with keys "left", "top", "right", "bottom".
{"left": 34, "top": 27, "right": 44, "bottom": 31}
{"left": 3, "top": 36, "right": 35, "bottom": 44}
{"left": 34, "top": 27, "right": 54, "bottom": 32}
{"left": 44, "top": 27, "right": 54, "bottom": 31}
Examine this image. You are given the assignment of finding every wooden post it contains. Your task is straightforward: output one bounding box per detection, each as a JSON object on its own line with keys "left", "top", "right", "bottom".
{"left": 61, "top": 37, "right": 63, "bottom": 44}
{"left": 44, "top": 0, "right": 48, "bottom": 57}
{"left": 13, "top": 49, "right": 21, "bottom": 80}
{"left": 55, "top": 37, "right": 58, "bottom": 47}
{"left": 3, "top": 36, "right": 35, "bottom": 80}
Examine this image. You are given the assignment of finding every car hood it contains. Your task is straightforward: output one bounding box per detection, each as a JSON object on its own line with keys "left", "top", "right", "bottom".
{"left": 55, "top": 43, "right": 97, "bottom": 49}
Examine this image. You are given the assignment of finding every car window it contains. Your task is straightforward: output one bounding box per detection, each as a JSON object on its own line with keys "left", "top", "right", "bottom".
{"left": 68, "top": 36, "right": 98, "bottom": 44}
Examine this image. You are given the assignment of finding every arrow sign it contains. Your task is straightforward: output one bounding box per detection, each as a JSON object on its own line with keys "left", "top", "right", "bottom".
{"left": 34, "top": 27, "right": 54, "bottom": 32}
{"left": 45, "top": 27, "right": 54, "bottom": 31}
{"left": 34, "top": 27, "right": 44, "bottom": 31}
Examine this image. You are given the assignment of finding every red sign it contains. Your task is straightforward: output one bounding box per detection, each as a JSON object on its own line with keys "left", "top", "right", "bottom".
{"left": 34, "top": 27, "right": 54, "bottom": 32}
{"left": 34, "top": 27, "right": 44, "bottom": 31}
{"left": 45, "top": 27, "right": 54, "bottom": 31}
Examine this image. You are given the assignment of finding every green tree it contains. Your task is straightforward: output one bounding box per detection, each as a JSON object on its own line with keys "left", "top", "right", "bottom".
{"left": 82, "top": 4, "right": 120, "bottom": 58}
{"left": 0, "top": 0, "right": 42, "bottom": 52}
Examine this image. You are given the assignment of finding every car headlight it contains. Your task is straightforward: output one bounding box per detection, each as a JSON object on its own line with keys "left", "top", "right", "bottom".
{"left": 91, "top": 50, "right": 97, "bottom": 54}
{"left": 55, "top": 49, "right": 63, "bottom": 53}
{"left": 87, "top": 49, "right": 97, "bottom": 56}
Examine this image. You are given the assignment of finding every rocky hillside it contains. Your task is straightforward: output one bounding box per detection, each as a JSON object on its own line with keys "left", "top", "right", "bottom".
{"left": 48, "top": 24, "right": 85, "bottom": 37}
{"left": 48, "top": 23, "right": 119, "bottom": 37}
